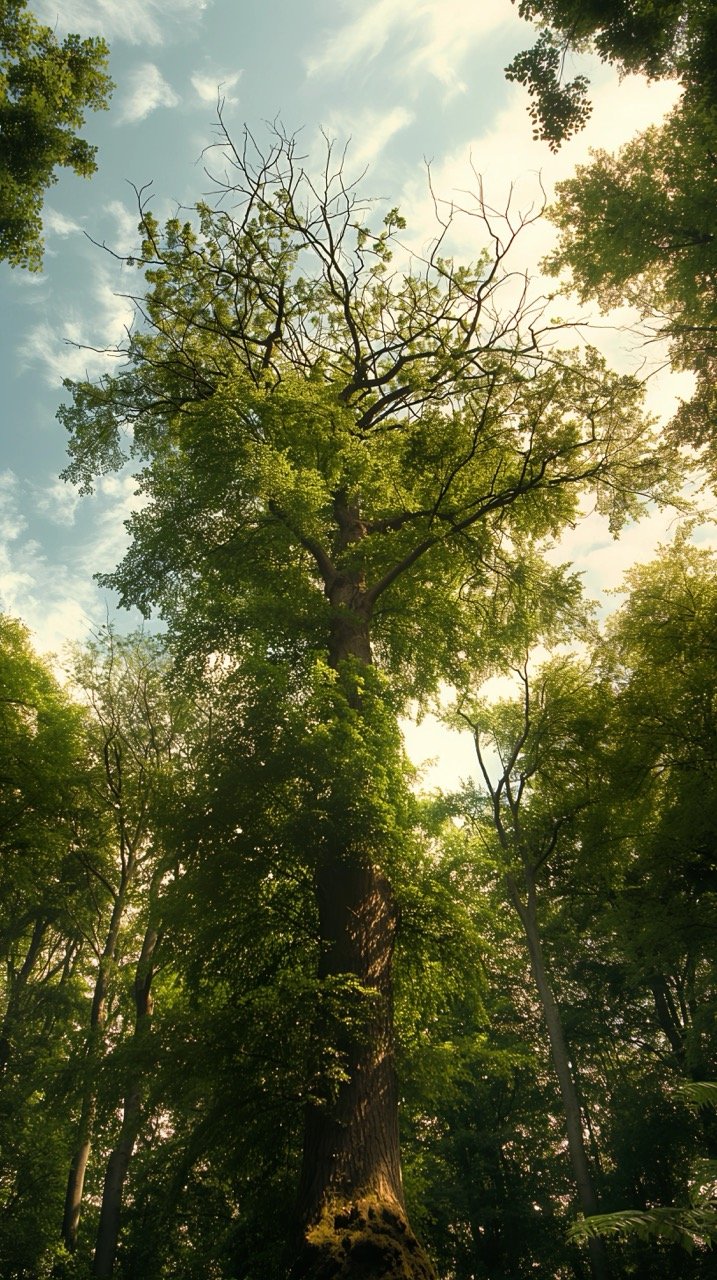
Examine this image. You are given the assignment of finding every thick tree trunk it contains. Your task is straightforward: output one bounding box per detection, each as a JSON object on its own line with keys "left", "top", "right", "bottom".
{"left": 294, "top": 859, "right": 435, "bottom": 1279}
{"left": 510, "top": 874, "right": 610, "bottom": 1280}
{"left": 293, "top": 575, "right": 436, "bottom": 1278}
{"left": 92, "top": 921, "right": 158, "bottom": 1278}
{"left": 298, "top": 861, "right": 402, "bottom": 1219}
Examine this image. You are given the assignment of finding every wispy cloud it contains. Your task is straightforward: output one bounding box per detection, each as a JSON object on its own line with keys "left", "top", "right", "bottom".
{"left": 35, "top": 0, "right": 208, "bottom": 46}
{"left": 190, "top": 67, "right": 241, "bottom": 108}
{"left": 104, "top": 200, "right": 142, "bottom": 256}
{"left": 35, "top": 479, "right": 81, "bottom": 527}
{"left": 23, "top": 269, "right": 135, "bottom": 386}
{"left": 77, "top": 473, "right": 149, "bottom": 580}
{"left": 0, "top": 469, "right": 148, "bottom": 655}
{"left": 307, "top": 0, "right": 513, "bottom": 96}
{"left": 117, "top": 62, "right": 180, "bottom": 124}
{"left": 44, "top": 209, "right": 83, "bottom": 237}
{"left": 324, "top": 105, "right": 414, "bottom": 170}
{"left": 0, "top": 471, "right": 27, "bottom": 544}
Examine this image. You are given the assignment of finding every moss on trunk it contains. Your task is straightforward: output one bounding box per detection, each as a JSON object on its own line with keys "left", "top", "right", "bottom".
{"left": 292, "top": 1195, "right": 438, "bottom": 1280}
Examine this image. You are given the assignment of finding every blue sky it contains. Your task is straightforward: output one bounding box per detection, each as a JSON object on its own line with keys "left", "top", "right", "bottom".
{"left": 0, "top": 0, "right": 709, "bottom": 780}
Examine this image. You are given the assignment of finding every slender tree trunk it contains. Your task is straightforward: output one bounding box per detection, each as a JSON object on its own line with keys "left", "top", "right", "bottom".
{"left": 293, "top": 578, "right": 436, "bottom": 1279}
{"left": 0, "top": 916, "right": 47, "bottom": 1071}
{"left": 61, "top": 1094, "right": 96, "bottom": 1255}
{"left": 60, "top": 877, "right": 131, "bottom": 1254}
{"left": 509, "top": 872, "right": 610, "bottom": 1280}
{"left": 92, "top": 921, "right": 158, "bottom": 1278}
{"left": 648, "top": 975, "right": 686, "bottom": 1059}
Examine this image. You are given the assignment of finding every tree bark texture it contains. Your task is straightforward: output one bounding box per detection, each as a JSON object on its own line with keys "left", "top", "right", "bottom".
{"left": 295, "top": 861, "right": 436, "bottom": 1279}
{"left": 510, "top": 874, "right": 610, "bottom": 1280}
{"left": 294, "top": 574, "right": 436, "bottom": 1278}
{"left": 60, "top": 1095, "right": 95, "bottom": 1256}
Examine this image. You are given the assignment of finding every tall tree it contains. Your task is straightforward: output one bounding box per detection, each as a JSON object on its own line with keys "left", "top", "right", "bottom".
{"left": 59, "top": 122, "right": 670, "bottom": 1277}
{"left": 0, "top": 0, "right": 113, "bottom": 269}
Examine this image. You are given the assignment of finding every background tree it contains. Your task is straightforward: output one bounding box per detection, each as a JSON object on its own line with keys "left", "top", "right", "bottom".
{"left": 0, "top": 615, "right": 105, "bottom": 1278}
{"left": 453, "top": 652, "right": 614, "bottom": 1280}
{"left": 58, "top": 121, "right": 671, "bottom": 1277}
{"left": 57, "top": 629, "right": 190, "bottom": 1265}
{"left": 545, "top": 105, "right": 717, "bottom": 476}
{"left": 506, "top": 0, "right": 717, "bottom": 148}
{"left": 599, "top": 536, "right": 717, "bottom": 1098}
{"left": 428, "top": 532, "right": 717, "bottom": 1279}
{"left": 507, "top": 3, "right": 717, "bottom": 468}
{"left": 0, "top": 0, "right": 113, "bottom": 269}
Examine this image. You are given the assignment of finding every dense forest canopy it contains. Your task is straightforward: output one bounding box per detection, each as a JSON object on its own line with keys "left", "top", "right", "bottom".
{"left": 1, "top": 3, "right": 716, "bottom": 1279}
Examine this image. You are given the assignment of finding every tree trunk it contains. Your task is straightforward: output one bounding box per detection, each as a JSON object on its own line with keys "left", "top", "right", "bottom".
{"left": 60, "top": 876, "right": 131, "bottom": 1254}
{"left": 509, "top": 873, "right": 610, "bottom": 1280}
{"left": 0, "top": 916, "right": 47, "bottom": 1072}
{"left": 92, "top": 921, "right": 158, "bottom": 1278}
{"left": 60, "top": 1093, "right": 96, "bottom": 1255}
{"left": 92, "top": 1088, "right": 142, "bottom": 1278}
{"left": 293, "top": 580, "right": 436, "bottom": 1278}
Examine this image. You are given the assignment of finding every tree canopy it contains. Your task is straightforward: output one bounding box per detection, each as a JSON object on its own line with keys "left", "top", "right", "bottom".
{"left": 506, "top": 0, "right": 717, "bottom": 147}
{"left": 0, "top": 0, "right": 112, "bottom": 269}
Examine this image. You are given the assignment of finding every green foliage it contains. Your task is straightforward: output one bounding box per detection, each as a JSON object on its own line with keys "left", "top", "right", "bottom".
{"left": 59, "top": 132, "right": 673, "bottom": 713}
{"left": 570, "top": 1201, "right": 716, "bottom": 1253}
{"left": 506, "top": 29, "right": 591, "bottom": 150}
{"left": 0, "top": 616, "right": 104, "bottom": 1277}
{"left": 5, "top": 118, "right": 708, "bottom": 1278}
{"left": 546, "top": 104, "right": 717, "bottom": 468}
{"left": 507, "top": 0, "right": 717, "bottom": 146}
{"left": 0, "top": 0, "right": 113, "bottom": 269}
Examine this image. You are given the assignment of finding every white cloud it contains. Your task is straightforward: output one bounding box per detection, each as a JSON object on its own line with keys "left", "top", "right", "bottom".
{"left": 395, "top": 72, "right": 681, "bottom": 271}
{"left": 190, "top": 68, "right": 241, "bottom": 108}
{"left": 80, "top": 474, "right": 148, "bottom": 577}
{"left": 0, "top": 471, "right": 27, "bottom": 543}
{"left": 546, "top": 505, "right": 717, "bottom": 615}
{"left": 117, "top": 63, "right": 180, "bottom": 125}
{"left": 323, "top": 105, "right": 414, "bottom": 171}
{"left": 35, "top": 0, "right": 208, "bottom": 46}
{"left": 35, "top": 478, "right": 81, "bottom": 527}
{"left": 0, "top": 469, "right": 147, "bottom": 656}
{"left": 104, "top": 200, "right": 142, "bottom": 256}
{"left": 307, "top": 0, "right": 516, "bottom": 96}
{"left": 44, "top": 209, "right": 83, "bottom": 237}
{"left": 23, "top": 269, "right": 135, "bottom": 386}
